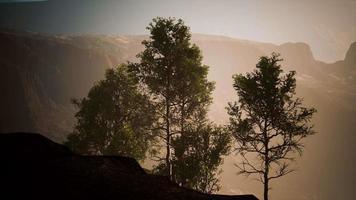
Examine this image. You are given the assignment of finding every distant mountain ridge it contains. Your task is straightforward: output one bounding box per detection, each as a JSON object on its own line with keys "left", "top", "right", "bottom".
{"left": 0, "top": 29, "right": 355, "bottom": 139}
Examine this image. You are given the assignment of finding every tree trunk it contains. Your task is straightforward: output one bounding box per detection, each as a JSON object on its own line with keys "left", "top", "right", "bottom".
{"left": 165, "top": 64, "right": 172, "bottom": 180}
{"left": 263, "top": 120, "right": 269, "bottom": 200}
{"left": 264, "top": 146, "right": 269, "bottom": 200}
{"left": 180, "top": 102, "right": 185, "bottom": 134}
{"left": 166, "top": 98, "right": 172, "bottom": 179}
{"left": 264, "top": 173, "right": 269, "bottom": 200}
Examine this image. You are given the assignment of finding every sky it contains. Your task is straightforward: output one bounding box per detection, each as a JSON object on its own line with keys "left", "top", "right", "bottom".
{"left": 0, "top": 0, "right": 355, "bottom": 62}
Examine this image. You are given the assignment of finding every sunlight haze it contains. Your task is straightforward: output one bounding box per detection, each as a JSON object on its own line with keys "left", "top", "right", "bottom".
{"left": 0, "top": 1, "right": 355, "bottom": 200}
{"left": 0, "top": 0, "right": 355, "bottom": 62}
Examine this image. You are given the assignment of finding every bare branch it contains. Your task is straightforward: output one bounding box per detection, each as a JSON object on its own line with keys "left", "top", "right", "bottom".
{"left": 268, "top": 162, "right": 295, "bottom": 180}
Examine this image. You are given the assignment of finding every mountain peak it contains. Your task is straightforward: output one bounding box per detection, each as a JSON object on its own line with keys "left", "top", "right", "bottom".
{"left": 279, "top": 42, "right": 313, "bottom": 56}
{"left": 277, "top": 42, "right": 315, "bottom": 66}
{"left": 345, "top": 41, "right": 356, "bottom": 65}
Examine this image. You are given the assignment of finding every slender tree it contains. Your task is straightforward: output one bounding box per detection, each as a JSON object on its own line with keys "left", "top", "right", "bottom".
{"left": 227, "top": 53, "right": 316, "bottom": 200}
{"left": 65, "top": 64, "right": 156, "bottom": 161}
{"left": 129, "top": 17, "right": 230, "bottom": 192}
{"left": 129, "top": 17, "right": 215, "bottom": 178}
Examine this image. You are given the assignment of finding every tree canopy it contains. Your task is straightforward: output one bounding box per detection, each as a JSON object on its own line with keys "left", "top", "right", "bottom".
{"left": 172, "top": 123, "right": 230, "bottom": 193}
{"left": 129, "top": 17, "right": 229, "bottom": 192}
{"left": 227, "top": 53, "right": 316, "bottom": 200}
{"left": 65, "top": 64, "right": 156, "bottom": 161}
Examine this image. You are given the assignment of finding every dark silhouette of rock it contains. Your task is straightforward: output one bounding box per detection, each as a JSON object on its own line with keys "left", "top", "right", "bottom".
{"left": 0, "top": 132, "right": 258, "bottom": 200}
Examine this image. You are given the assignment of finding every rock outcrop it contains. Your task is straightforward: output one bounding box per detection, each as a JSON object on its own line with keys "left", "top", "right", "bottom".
{"left": 0, "top": 132, "right": 258, "bottom": 200}
{"left": 345, "top": 41, "right": 356, "bottom": 66}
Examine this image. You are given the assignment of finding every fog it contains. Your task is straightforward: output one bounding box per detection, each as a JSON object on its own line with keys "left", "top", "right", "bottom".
{"left": 1, "top": 1, "right": 355, "bottom": 200}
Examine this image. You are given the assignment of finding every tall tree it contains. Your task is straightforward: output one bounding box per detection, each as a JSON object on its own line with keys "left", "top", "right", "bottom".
{"left": 65, "top": 64, "right": 156, "bottom": 161}
{"left": 227, "top": 53, "right": 316, "bottom": 200}
{"left": 129, "top": 17, "right": 216, "bottom": 178}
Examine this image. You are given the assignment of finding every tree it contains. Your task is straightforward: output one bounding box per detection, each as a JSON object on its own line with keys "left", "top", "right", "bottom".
{"left": 129, "top": 17, "right": 229, "bottom": 192}
{"left": 172, "top": 123, "right": 230, "bottom": 193}
{"left": 65, "top": 64, "right": 156, "bottom": 161}
{"left": 129, "top": 17, "right": 215, "bottom": 178}
{"left": 227, "top": 53, "right": 316, "bottom": 200}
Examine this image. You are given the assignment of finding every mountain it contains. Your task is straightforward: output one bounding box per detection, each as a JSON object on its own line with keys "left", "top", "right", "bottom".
{"left": 190, "top": 35, "right": 356, "bottom": 122}
{"left": 0, "top": 132, "right": 258, "bottom": 200}
{"left": 345, "top": 42, "right": 356, "bottom": 66}
{"left": 0, "top": 30, "right": 355, "bottom": 200}
{"left": 0, "top": 30, "right": 122, "bottom": 141}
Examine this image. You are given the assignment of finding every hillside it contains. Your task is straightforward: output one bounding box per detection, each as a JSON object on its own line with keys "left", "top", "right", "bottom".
{"left": 0, "top": 30, "right": 355, "bottom": 200}
{"left": 0, "top": 132, "right": 258, "bottom": 200}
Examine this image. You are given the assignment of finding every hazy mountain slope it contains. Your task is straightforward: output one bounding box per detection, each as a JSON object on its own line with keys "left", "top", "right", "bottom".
{"left": 193, "top": 35, "right": 356, "bottom": 123}
{"left": 0, "top": 30, "right": 355, "bottom": 200}
{"left": 0, "top": 31, "right": 123, "bottom": 141}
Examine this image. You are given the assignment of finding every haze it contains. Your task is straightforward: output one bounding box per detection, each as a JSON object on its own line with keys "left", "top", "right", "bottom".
{"left": 0, "top": 1, "right": 355, "bottom": 200}
{"left": 0, "top": 0, "right": 355, "bottom": 62}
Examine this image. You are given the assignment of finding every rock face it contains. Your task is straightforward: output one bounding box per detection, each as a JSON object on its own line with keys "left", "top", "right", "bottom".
{"left": 345, "top": 42, "right": 356, "bottom": 66}
{"left": 0, "top": 132, "right": 258, "bottom": 200}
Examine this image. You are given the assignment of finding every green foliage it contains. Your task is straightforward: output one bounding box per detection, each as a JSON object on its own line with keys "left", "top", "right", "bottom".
{"left": 66, "top": 17, "right": 230, "bottom": 193}
{"left": 172, "top": 124, "right": 230, "bottom": 193}
{"left": 227, "top": 53, "right": 316, "bottom": 200}
{"left": 129, "top": 17, "right": 213, "bottom": 113}
{"left": 65, "top": 64, "right": 156, "bottom": 161}
{"left": 129, "top": 17, "right": 228, "bottom": 193}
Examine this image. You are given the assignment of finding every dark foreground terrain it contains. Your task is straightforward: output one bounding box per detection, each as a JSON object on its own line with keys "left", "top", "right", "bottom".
{"left": 0, "top": 132, "right": 258, "bottom": 200}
